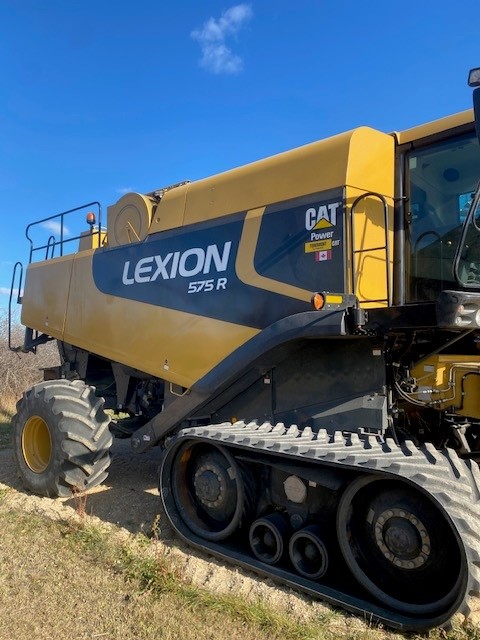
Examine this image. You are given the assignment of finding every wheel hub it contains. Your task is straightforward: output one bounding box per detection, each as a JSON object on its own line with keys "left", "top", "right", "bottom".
{"left": 21, "top": 415, "right": 52, "bottom": 474}
{"left": 262, "top": 530, "right": 275, "bottom": 549}
{"left": 373, "top": 508, "right": 431, "bottom": 569}
{"left": 193, "top": 464, "right": 225, "bottom": 507}
{"left": 305, "top": 542, "right": 318, "bottom": 562}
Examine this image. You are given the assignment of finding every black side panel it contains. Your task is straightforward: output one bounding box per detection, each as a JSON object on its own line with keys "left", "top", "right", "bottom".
{"left": 131, "top": 309, "right": 348, "bottom": 451}
{"left": 131, "top": 310, "right": 388, "bottom": 452}
{"left": 212, "top": 338, "right": 387, "bottom": 432}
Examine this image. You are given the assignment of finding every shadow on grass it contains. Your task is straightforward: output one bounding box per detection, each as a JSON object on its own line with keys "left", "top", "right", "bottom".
{"left": 65, "top": 439, "right": 167, "bottom": 536}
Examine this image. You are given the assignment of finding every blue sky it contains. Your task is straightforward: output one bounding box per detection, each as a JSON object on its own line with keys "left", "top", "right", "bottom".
{"left": 1, "top": 0, "right": 480, "bottom": 307}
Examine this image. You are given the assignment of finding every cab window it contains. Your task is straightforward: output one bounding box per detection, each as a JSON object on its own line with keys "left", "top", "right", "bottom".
{"left": 406, "top": 133, "right": 480, "bottom": 301}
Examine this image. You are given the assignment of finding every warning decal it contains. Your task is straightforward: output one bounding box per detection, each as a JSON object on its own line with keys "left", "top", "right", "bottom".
{"left": 305, "top": 239, "right": 332, "bottom": 253}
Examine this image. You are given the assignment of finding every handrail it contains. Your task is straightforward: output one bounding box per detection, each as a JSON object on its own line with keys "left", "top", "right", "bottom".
{"left": 349, "top": 192, "right": 391, "bottom": 306}
{"left": 26, "top": 201, "right": 102, "bottom": 263}
{"left": 8, "top": 261, "right": 23, "bottom": 351}
{"left": 46, "top": 235, "right": 56, "bottom": 260}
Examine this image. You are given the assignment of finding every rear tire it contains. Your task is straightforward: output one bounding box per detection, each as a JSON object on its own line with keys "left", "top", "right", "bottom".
{"left": 13, "top": 380, "right": 112, "bottom": 497}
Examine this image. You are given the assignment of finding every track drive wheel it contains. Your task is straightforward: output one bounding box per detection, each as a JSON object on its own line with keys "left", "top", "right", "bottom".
{"left": 337, "top": 475, "right": 467, "bottom": 616}
{"left": 13, "top": 380, "right": 112, "bottom": 497}
{"left": 165, "top": 440, "right": 246, "bottom": 541}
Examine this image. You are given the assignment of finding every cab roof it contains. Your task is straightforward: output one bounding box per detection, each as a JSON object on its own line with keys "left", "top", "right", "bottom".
{"left": 394, "top": 110, "right": 474, "bottom": 145}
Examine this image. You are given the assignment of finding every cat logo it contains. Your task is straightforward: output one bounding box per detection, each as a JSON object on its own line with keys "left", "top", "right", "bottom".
{"left": 305, "top": 201, "right": 341, "bottom": 231}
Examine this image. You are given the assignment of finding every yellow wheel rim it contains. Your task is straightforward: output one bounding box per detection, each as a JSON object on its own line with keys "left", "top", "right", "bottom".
{"left": 21, "top": 416, "right": 52, "bottom": 473}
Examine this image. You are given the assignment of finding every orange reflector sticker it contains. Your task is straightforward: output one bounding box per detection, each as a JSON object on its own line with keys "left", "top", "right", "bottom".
{"left": 311, "top": 293, "right": 325, "bottom": 310}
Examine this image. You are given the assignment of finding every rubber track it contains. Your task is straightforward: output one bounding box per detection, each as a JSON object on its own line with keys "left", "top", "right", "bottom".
{"left": 161, "top": 421, "right": 480, "bottom": 631}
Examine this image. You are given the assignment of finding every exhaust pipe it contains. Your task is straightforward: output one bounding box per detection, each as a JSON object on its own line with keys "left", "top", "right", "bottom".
{"left": 289, "top": 525, "right": 329, "bottom": 579}
{"left": 249, "top": 513, "right": 289, "bottom": 565}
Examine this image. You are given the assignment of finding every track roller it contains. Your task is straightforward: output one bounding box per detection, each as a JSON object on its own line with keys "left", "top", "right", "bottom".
{"left": 289, "top": 524, "right": 329, "bottom": 579}
{"left": 249, "top": 513, "right": 289, "bottom": 565}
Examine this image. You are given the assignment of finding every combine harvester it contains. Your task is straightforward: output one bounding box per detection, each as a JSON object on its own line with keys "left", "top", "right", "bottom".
{"left": 9, "top": 68, "right": 480, "bottom": 631}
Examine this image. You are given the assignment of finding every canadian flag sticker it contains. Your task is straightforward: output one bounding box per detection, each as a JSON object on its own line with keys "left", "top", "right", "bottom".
{"left": 315, "top": 250, "right": 332, "bottom": 262}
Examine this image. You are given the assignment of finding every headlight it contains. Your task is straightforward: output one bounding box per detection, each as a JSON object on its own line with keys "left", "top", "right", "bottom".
{"left": 436, "top": 290, "right": 480, "bottom": 328}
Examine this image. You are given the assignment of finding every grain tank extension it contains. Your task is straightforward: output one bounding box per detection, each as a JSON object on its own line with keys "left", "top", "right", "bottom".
{"left": 10, "top": 69, "right": 480, "bottom": 631}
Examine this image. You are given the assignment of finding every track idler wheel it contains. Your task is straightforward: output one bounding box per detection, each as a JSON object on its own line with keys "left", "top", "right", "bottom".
{"left": 249, "top": 513, "right": 289, "bottom": 565}
{"left": 168, "top": 441, "right": 246, "bottom": 541}
{"left": 289, "top": 525, "right": 329, "bottom": 579}
{"left": 336, "top": 475, "right": 467, "bottom": 616}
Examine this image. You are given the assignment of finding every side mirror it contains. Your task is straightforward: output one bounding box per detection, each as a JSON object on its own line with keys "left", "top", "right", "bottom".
{"left": 468, "top": 68, "right": 480, "bottom": 87}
